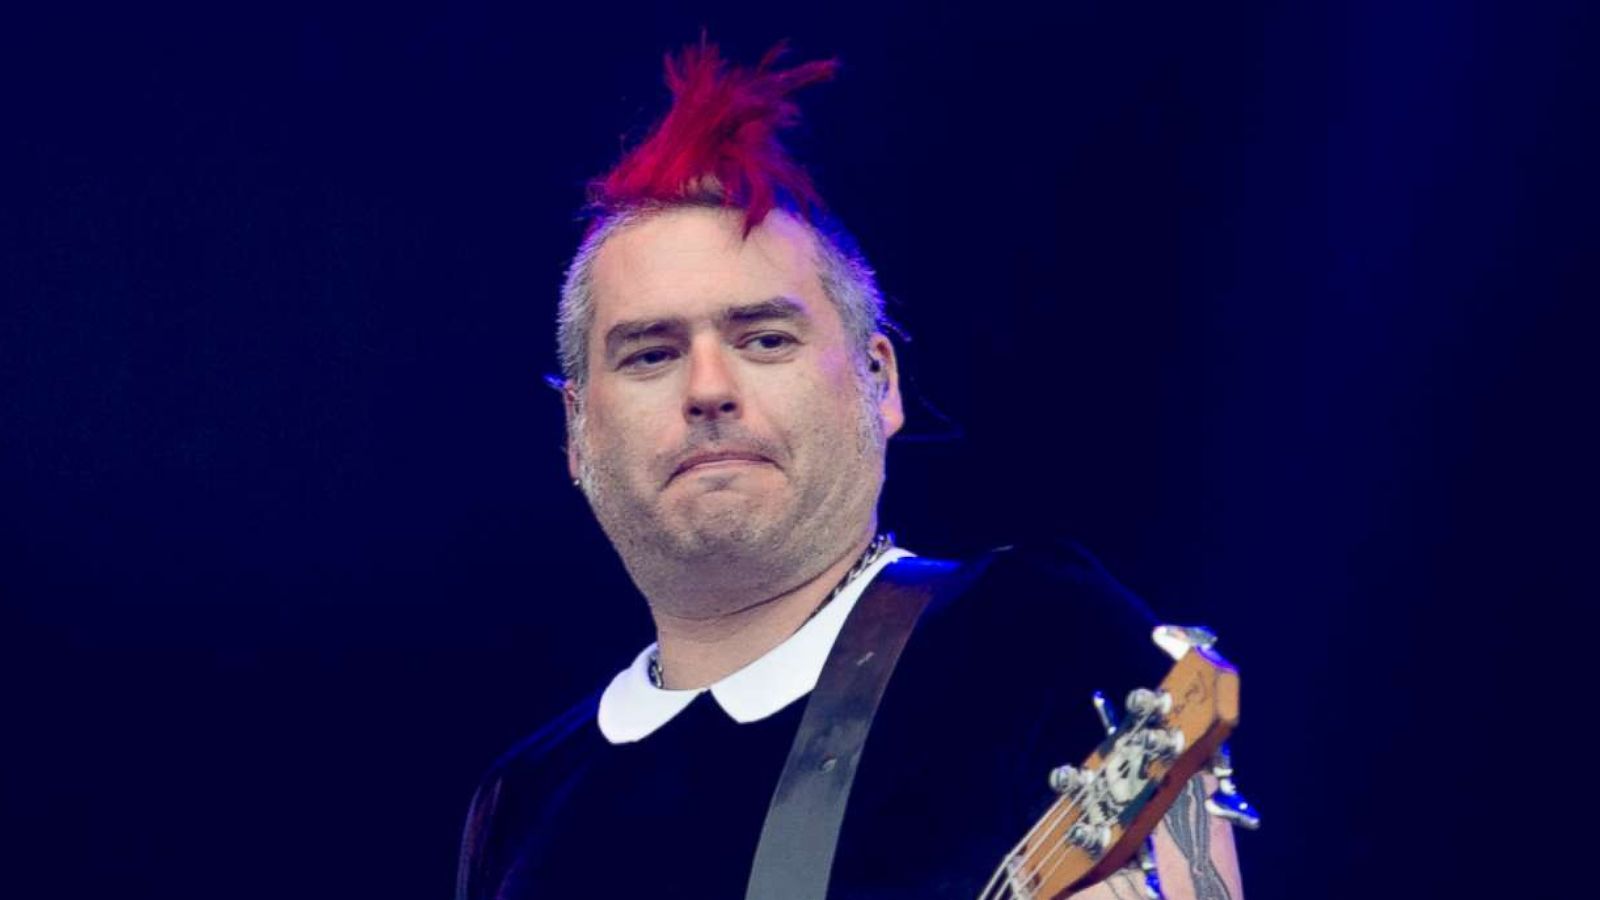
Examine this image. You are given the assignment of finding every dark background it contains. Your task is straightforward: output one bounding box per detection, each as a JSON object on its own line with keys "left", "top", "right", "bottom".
{"left": 3, "top": 1, "right": 1593, "bottom": 897}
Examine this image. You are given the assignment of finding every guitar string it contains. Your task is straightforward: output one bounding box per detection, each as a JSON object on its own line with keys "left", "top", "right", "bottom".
{"left": 976, "top": 720, "right": 1120, "bottom": 900}
{"left": 977, "top": 761, "right": 1093, "bottom": 899}
{"left": 1015, "top": 705, "right": 1164, "bottom": 899}
{"left": 979, "top": 704, "right": 1162, "bottom": 900}
{"left": 977, "top": 704, "right": 1145, "bottom": 900}
{"left": 979, "top": 757, "right": 1100, "bottom": 900}
{"left": 1021, "top": 707, "right": 1164, "bottom": 899}
{"left": 985, "top": 706, "right": 1148, "bottom": 900}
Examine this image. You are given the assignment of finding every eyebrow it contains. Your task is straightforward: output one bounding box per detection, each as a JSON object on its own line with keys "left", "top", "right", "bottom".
{"left": 721, "top": 296, "right": 808, "bottom": 325}
{"left": 602, "top": 296, "right": 811, "bottom": 360}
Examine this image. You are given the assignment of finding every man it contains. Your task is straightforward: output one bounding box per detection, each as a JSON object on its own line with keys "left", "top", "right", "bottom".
{"left": 458, "top": 42, "right": 1244, "bottom": 899}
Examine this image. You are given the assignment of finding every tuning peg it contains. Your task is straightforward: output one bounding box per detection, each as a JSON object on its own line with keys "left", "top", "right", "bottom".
{"left": 1137, "top": 728, "right": 1186, "bottom": 760}
{"left": 1124, "top": 687, "right": 1171, "bottom": 720}
{"left": 1048, "top": 764, "right": 1088, "bottom": 797}
{"left": 1092, "top": 690, "right": 1118, "bottom": 736}
{"left": 1205, "top": 744, "right": 1261, "bottom": 830}
{"left": 1205, "top": 792, "right": 1260, "bottom": 831}
{"left": 1065, "top": 822, "right": 1111, "bottom": 858}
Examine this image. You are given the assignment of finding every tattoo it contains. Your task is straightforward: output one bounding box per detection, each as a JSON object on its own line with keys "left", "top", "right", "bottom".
{"left": 1164, "top": 777, "right": 1233, "bottom": 900}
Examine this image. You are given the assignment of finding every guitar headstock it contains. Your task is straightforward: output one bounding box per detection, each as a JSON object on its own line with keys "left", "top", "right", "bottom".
{"left": 988, "top": 635, "right": 1240, "bottom": 899}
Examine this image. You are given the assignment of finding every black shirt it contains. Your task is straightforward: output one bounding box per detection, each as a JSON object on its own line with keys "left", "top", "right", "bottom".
{"left": 457, "top": 541, "right": 1169, "bottom": 899}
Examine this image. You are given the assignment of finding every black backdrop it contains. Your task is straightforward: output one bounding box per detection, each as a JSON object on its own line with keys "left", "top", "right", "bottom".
{"left": 3, "top": 2, "right": 1593, "bottom": 897}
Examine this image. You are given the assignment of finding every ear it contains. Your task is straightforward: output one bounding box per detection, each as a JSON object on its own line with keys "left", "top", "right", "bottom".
{"left": 867, "top": 333, "right": 904, "bottom": 439}
{"left": 562, "top": 382, "right": 583, "bottom": 481}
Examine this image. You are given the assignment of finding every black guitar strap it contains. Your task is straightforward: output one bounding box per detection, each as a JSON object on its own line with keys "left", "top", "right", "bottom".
{"left": 744, "top": 555, "right": 992, "bottom": 900}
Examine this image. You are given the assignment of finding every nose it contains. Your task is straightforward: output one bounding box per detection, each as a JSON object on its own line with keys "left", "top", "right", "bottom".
{"left": 683, "top": 340, "right": 741, "bottom": 423}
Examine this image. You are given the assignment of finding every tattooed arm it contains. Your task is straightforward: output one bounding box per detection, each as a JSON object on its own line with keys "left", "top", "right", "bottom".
{"left": 1069, "top": 774, "right": 1244, "bottom": 900}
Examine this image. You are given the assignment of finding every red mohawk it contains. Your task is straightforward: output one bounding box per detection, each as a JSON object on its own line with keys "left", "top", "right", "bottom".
{"left": 591, "top": 40, "right": 838, "bottom": 235}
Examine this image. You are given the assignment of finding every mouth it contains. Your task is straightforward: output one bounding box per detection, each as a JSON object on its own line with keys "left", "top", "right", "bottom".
{"left": 669, "top": 451, "right": 773, "bottom": 482}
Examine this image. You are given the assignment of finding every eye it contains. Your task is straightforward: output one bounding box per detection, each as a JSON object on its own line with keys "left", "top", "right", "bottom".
{"left": 741, "top": 332, "right": 799, "bottom": 356}
{"left": 620, "top": 347, "right": 678, "bottom": 370}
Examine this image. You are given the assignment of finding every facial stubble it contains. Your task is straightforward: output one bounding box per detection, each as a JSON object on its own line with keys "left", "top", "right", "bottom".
{"left": 571, "top": 367, "right": 887, "bottom": 617}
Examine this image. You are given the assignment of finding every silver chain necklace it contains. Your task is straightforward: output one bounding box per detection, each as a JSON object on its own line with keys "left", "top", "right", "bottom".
{"left": 647, "top": 533, "right": 895, "bottom": 689}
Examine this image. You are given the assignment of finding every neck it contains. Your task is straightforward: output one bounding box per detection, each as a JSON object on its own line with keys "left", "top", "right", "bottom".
{"left": 649, "top": 529, "right": 879, "bottom": 690}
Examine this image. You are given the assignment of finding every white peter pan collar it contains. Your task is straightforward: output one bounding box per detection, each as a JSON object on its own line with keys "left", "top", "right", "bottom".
{"left": 596, "top": 547, "right": 914, "bottom": 745}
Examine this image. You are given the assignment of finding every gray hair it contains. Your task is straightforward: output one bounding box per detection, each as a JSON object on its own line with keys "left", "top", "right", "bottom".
{"left": 556, "top": 204, "right": 888, "bottom": 389}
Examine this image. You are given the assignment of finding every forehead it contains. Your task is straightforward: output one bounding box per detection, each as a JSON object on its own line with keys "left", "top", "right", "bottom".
{"left": 588, "top": 207, "right": 831, "bottom": 327}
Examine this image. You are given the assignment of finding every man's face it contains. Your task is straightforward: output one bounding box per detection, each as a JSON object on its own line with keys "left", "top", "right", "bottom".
{"left": 567, "top": 207, "right": 903, "bottom": 599}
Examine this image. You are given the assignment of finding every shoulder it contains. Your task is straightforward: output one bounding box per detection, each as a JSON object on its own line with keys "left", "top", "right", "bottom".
{"left": 980, "top": 538, "right": 1156, "bottom": 615}
{"left": 877, "top": 536, "right": 1175, "bottom": 727}
{"left": 456, "top": 690, "right": 603, "bottom": 900}
{"left": 888, "top": 537, "right": 1175, "bottom": 743}
{"left": 834, "top": 540, "right": 1179, "bottom": 891}
{"left": 464, "top": 688, "right": 605, "bottom": 824}
{"left": 480, "top": 690, "right": 604, "bottom": 783}
{"left": 923, "top": 538, "right": 1163, "bottom": 665}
